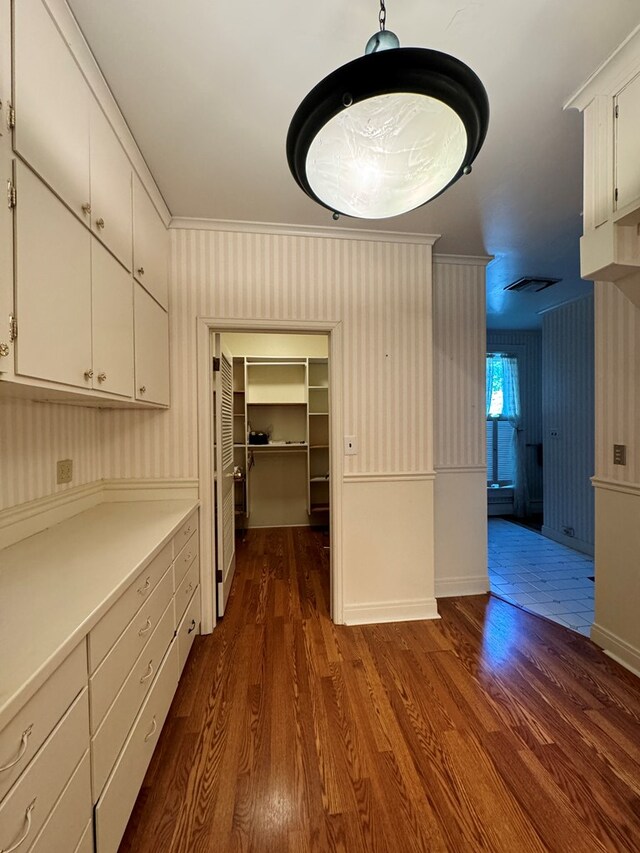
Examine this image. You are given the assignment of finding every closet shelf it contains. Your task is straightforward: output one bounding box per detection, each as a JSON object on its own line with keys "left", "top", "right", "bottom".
{"left": 309, "top": 412, "right": 329, "bottom": 416}
{"left": 247, "top": 401, "right": 306, "bottom": 406}
{"left": 310, "top": 476, "right": 330, "bottom": 482}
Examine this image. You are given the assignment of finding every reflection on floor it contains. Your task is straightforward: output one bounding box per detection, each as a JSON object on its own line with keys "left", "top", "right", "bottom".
{"left": 488, "top": 518, "right": 594, "bottom": 637}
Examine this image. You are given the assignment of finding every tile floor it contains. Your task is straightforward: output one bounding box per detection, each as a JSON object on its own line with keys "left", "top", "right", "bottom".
{"left": 488, "top": 518, "right": 594, "bottom": 637}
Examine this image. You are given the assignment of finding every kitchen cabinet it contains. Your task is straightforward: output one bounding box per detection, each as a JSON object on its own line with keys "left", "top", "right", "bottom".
{"left": 615, "top": 72, "right": 640, "bottom": 213}
{"left": 134, "top": 284, "right": 170, "bottom": 405}
{"left": 134, "top": 176, "right": 169, "bottom": 309}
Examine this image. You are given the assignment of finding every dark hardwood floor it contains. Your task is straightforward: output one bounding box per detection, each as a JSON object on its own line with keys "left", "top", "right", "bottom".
{"left": 120, "top": 527, "right": 640, "bottom": 852}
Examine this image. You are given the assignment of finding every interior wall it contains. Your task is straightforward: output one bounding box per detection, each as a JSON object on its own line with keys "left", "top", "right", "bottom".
{"left": 433, "top": 259, "right": 489, "bottom": 597}
{"left": 222, "top": 332, "right": 328, "bottom": 358}
{"left": 591, "top": 279, "right": 640, "bottom": 673}
{"left": 542, "top": 295, "right": 595, "bottom": 553}
{"left": 102, "top": 226, "right": 438, "bottom": 623}
{"left": 486, "top": 329, "right": 543, "bottom": 513}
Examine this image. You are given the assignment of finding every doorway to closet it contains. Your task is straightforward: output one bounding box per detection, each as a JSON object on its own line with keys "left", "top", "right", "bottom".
{"left": 212, "top": 331, "right": 331, "bottom": 619}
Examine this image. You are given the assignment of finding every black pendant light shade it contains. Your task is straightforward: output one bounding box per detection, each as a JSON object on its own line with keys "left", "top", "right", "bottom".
{"left": 287, "top": 47, "right": 489, "bottom": 219}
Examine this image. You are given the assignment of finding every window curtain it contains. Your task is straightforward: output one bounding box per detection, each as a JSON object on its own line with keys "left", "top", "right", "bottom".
{"left": 486, "top": 354, "right": 528, "bottom": 516}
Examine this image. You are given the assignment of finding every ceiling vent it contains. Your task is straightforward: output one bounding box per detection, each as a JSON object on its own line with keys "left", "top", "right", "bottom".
{"left": 504, "top": 276, "right": 561, "bottom": 293}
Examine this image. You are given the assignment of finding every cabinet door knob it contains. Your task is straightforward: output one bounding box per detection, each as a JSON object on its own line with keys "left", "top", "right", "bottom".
{"left": 97, "top": 372, "right": 107, "bottom": 382}
{"left": 95, "top": 217, "right": 105, "bottom": 229}
{"left": 0, "top": 343, "right": 9, "bottom": 357}
{"left": 84, "top": 369, "right": 93, "bottom": 380}
{"left": 137, "top": 266, "right": 145, "bottom": 276}
{"left": 81, "top": 202, "right": 91, "bottom": 216}
{"left": 139, "top": 385, "right": 146, "bottom": 394}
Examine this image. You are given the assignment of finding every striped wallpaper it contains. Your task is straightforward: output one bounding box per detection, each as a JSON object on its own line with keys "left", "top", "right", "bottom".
{"left": 542, "top": 295, "right": 595, "bottom": 546}
{"left": 486, "top": 330, "right": 543, "bottom": 504}
{"left": 101, "top": 228, "right": 435, "bottom": 481}
{"left": 433, "top": 261, "right": 486, "bottom": 469}
{"left": 595, "top": 281, "right": 640, "bottom": 484}
{"left": 0, "top": 397, "right": 101, "bottom": 510}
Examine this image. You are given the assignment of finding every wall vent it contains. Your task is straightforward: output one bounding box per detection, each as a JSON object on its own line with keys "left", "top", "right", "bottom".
{"left": 504, "top": 276, "right": 561, "bottom": 293}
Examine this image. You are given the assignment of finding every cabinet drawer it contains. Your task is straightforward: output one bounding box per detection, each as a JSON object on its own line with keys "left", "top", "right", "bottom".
{"left": 88, "top": 539, "right": 172, "bottom": 672}
{"left": 0, "top": 690, "right": 89, "bottom": 853}
{"left": 177, "top": 586, "right": 200, "bottom": 676}
{"left": 74, "top": 821, "right": 94, "bottom": 853}
{"left": 0, "top": 642, "right": 85, "bottom": 803}
{"left": 173, "top": 511, "right": 198, "bottom": 558}
{"left": 173, "top": 529, "right": 198, "bottom": 590}
{"left": 92, "top": 599, "right": 174, "bottom": 798}
{"left": 175, "top": 556, "right": 200, "bottom": 626}
{"left": 95, "top": 640, "right": 178, "bottom": 853}
{"left": 28, "top": 751, "right": 91, "bottom": 853}
{"left": 90, "top": 566, "right": 173, "bottom": 732}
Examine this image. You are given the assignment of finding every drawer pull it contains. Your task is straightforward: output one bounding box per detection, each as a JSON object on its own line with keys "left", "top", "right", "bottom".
{"left": 138, "top": 618, "right": 152, "bottom": 637}
{"left": 2, "top": 797, "right": 36, "bottom": 853}
{"left": 188, "top": 619, "right": 196, "bottom": 634}
{"left": 185, "top": 552, "right": 192, "bottom": 562}
{"left": 137, "top": 576, "right": 151, "bottom": 596}
{"left": 140, "top": 661, "right": 154, "bottom": 684}
{"left": 185, "top": 582, "right": 194, "bottom": 595}
{"left": 0, "top": 725, "right": 32, "bottom": 773}
{"left": 184, "top": 526, "right": 192, "bottom": 537}
{"left": 144, "top": 716, "right": 157, "bottom": 743}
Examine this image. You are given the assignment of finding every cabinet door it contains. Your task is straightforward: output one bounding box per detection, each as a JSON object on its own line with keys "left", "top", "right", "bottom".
{"left": 90, "top": 101, "right": 133, "bottom": 270}
{"left": 615, "top": 72, "right": 640, "bottom": 210}
{"left": 133, "top": 177, "right": 168, "bottom": 308}
{"left": 15, "top": 162, "right": 92, "bottom": 388}
{"left": 92, "top": 241, "right": 134, "bottom": 398}
{"left": 13, "top": 0, "right": 90, "bottom": 221}
{"left": 134, "top": 284, "right": 170, "bottom": 405}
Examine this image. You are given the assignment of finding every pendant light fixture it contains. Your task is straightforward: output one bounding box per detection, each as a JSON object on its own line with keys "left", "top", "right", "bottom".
{"left": 286, "top": 0, "right": 489, "bottom": 220}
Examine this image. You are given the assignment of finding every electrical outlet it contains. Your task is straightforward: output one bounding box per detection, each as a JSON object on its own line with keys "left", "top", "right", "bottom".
{"left": 57, "top": 458, "right": 73, "bottom": 484}
{"left": 344, "top": 436, "right": 358, "bottom": 456}
{"left": 550, "top": 429, "right": 560, "bottom": 439}
{"left": 562, "top": 526, "right": 575, "bottom": 538}
{"left": 613, "top": 444, "right": 627, "bottom": 466}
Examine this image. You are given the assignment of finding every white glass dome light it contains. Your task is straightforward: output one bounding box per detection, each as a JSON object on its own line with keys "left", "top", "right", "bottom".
{"left": 286, "top": 1, "right": 489, "bottom": 220}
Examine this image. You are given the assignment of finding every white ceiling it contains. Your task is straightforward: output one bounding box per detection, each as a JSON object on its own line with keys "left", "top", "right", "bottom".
{"left": 67, "top": 0, "right": 640, "bottom": 328}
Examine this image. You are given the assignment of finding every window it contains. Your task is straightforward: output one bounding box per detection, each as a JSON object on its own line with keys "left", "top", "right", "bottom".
{"left": 486, "top": 354, "right": 519, "bottom": 487}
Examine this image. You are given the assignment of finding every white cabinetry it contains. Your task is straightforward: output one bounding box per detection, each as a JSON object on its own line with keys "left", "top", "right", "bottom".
{"left": 134, "top": 177, "right": 169, "bottom": 309}
{"left": 134, "top": 284, "right": 170, "bottom": 405}
{"left": 92, "top": 241, "right": 134, "bottom": 397}
{"left": 567, "top": 28, "right": 640, "bottom": 282}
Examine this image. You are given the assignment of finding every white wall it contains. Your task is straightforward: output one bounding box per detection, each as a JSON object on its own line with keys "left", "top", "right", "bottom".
{"left": 542, "top": 295, "right": 595, "bottom": 553}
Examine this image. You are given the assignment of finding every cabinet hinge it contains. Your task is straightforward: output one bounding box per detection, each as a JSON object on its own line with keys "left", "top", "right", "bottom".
{"left": 212, "top": 357, "right": 220, "bottom": 372}
{"left": 615, "top": 104, "right": 619, "bottom": 120}
{"left": 615, "top": 187, "right": 619, "bottom": 203}
{"left": 7, "top": 179, "right": 16, "bottom": 209}
{"left": 216, "top": 569, "right": 223, "bottom": 583}
{"left": 7, "top": 104, "right": 15, "bottom": 130}
{"left": 9, "top": 315, "right": 17, "bottom": 342}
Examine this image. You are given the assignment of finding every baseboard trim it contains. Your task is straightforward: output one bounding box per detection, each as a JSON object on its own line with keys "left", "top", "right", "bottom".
{"left": 590, "top": 622, "right": 640, "bottom": 679}
{"left": 436, "top": 575, "right": 489, "bottom": 598}
{"left": 0, "top": 478, "right": 200, "bottom": 550}
{"left": 343, "top": 598, "right": 440, "bottom": 626}
{"left": 541, "top": 525, "right": 594, "bottom": 557}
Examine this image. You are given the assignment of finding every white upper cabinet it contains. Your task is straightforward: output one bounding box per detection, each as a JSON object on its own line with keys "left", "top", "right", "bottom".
{"left": 14, "top": 161, "right": 92, "bottom": 388}
{"left": 90, "top": 102, "right": 133, "bottom": 271}
{"left": 134, "top": 284, "right": 170, "bottom": 406}
{"left": 13, "top": 0, "right": 91, "bottom": 221}
{"left": 615, "top": 72, "right": 640, "bottom": 213}
{"left": 92, "top": 241, "right": 134, "bottom": 398}
{"left": 133, "top": 177, "right": 169, "bottom": 309}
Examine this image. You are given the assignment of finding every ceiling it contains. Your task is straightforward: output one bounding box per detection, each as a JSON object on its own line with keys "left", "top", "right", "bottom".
{"left": 67, "top": 0, "right": 640, "bottom": 329}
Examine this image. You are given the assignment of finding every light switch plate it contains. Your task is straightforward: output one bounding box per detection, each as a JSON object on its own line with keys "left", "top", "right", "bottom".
{"left": 344, "top": 436, "right": 357, "bottom": 456}
{"left": 613, "top": 444, "right": 627, "bottom": 466}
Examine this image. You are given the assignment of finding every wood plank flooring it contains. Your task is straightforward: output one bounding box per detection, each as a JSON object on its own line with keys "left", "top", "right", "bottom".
{"left": 120, "top": 527, "right": 640, "bottom": 852}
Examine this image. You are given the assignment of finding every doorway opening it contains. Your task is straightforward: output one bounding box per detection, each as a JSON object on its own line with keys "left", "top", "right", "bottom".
{"left": 197, "top": 319, "right": 342, "bottom": 635}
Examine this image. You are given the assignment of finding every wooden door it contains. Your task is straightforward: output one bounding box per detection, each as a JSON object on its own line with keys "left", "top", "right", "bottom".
{"left": 133, "top": 177, "right": 168, "bottom": 309}
{"left": 90, "top": 102, "right": 133, "bottom": 270}
{"left": 133, "top": 284, "right": 170, "bottom": 405}
{"left": 13, "top": 0, "right": 90, "bottom": 221}
{"left": 215, "top": 339, "right": 236, "bottom": 616}
{"left": 14, "top": 161, "right": 92, "bottom": 388}
{"left": 92, "top": 241, "right": 134, "bottom": 398}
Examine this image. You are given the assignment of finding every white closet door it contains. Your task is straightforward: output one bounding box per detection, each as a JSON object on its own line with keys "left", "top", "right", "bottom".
{"left": 92, "top": 242, "right": 134, "bottom": 398}
{"left": 215, "top": 340, "right": 236, "bottom": 616}
{"left": 14, "top": 161, "right": 92, "bottom": 388}
{"left": 90, "top": 102, "right": 133, "bottom": 270}
{"left": 133, "top": 284, "right": 170, "bottom": 405}
{"left": 13, "top": 0, "right": 90, "bottom": 220}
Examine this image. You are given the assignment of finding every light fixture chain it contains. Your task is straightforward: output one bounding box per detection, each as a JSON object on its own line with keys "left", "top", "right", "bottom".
{"left": 379, "top": 0, "right": 386, "bottom": 31}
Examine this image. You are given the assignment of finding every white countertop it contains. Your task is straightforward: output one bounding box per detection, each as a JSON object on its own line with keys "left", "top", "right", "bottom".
{"left": 0, "top": 500, "right": 198, "bottom": 729}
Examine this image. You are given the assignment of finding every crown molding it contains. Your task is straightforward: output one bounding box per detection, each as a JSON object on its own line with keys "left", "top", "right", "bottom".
{"left": 169, "top": 216, "right": 441, "bottom": 246}
{"left": 565, "top": 24, "right": 640, "bottom": 111}
{"left": 433, "top": 252, "right": 494, "bottom": 267}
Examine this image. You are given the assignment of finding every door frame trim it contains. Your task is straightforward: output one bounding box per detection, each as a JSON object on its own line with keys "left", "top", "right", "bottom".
{"left": 197, "top": 317, "right": 344, "bottom": 633}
